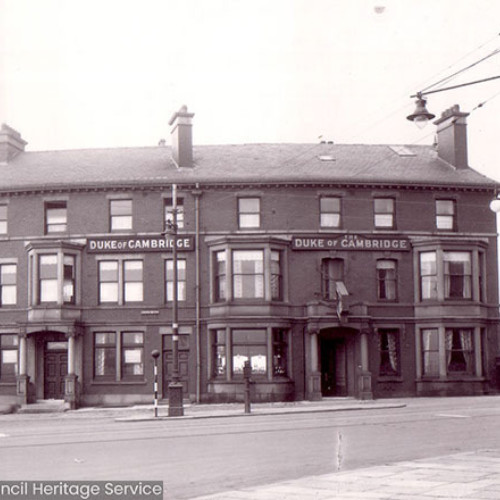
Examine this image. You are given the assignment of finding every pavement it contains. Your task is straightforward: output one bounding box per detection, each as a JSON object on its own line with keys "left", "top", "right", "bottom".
{"left": 188, "top": 449, "right": 500, "bottom": 500}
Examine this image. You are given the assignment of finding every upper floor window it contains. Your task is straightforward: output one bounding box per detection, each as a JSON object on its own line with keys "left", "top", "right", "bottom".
{"left": 238, "top": 197, "right": 260, "bottom": 229}
{"left": 98, "top": 259, "right": 143, "bottom": 304}
{"left": 0, "top": 334, "right": 18, "bottom": 382}
{"left": 320, "top": 197, "right": 341, "bottom": 228}
{"left": 321, "top": 258, "right": 346, "bottom": 300}
{"left": 38, "top": 254, "right": 75, "bottom": 304}
{"left": 444, "top": 251, "right": 471, "bottom": 299}
{"left": 233, "top": 250, "right": 264, "bottom": 299}
{"left": 213, "top": 246, "right": 285, "bottom": 303}
{"left": 270, "top": 250, "right": 282, "bottom": 300}
{"left": 378, "top": 329, "right": 400, "bottom": 376}
{"left": 45, "top": 201, "right": 67, "bottom": 234}
{"left": 377, "top": 260, "right": 397, "bottom": 301}
{"left": 419, "top": 252, "right": 437, "bottom": 300}
{"left": 214, "top": 251, "right": 227, "bottom": 302}
{"left": 374, "top": 198, "right": 395, "bottom": 228}
{"left": 110, "top": 199, "right": 132, "bottom": 232}
{"left": 0, "top": 205, "right": 7, "bottom": 234}
{"left": 419, "top": 250, "right": 473, "bottom": 301}
{"left": 0, "top": 264, "right": 16, "bottom": 306}
{"left": 436, "top": 199, "right": 455, "bottom": 230}
{"left": 165, "top": 259, "right": 186, "bottom": 301}
{"left": 164, "top": 197, "right": 184, "bottom": 230}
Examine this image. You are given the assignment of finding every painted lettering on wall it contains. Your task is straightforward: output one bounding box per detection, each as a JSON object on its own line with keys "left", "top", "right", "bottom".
{"left": 291, "top": 234, "right": 410, "bottom": 251}
{"left": 87, "top": 235, "right": 194, "bottom": 253}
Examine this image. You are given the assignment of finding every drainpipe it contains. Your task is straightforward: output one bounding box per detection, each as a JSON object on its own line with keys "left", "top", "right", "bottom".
{"left": 193, "top": 185, "right": 203, "bottom": 402}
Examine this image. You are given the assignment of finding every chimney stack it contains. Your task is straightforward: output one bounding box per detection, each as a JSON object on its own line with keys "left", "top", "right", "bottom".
{"left": 0, "top": 124, "right": 27, "bottom": 163}
{"left": 168, "top": 105, "right": 194, "bottom": 168}
{"left": 433, "top": 105, "right": 469, "bottom": 169}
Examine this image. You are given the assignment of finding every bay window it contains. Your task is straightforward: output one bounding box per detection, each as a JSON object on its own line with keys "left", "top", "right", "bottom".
{"left": 421, "top": 327, "right": 477, "bottom": 377}
{"left": 419, "top": 249, "right": 477, "bottom": 301}
{"left": 210, "top": 327, "right": 289, "bottom": 380}
{"left": 211, "top": 244, "right": 286, "bottom": 302}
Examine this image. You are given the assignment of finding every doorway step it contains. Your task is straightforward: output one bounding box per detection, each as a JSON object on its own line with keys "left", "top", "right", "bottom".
{"left": 17, "top": 400, "right": 67, "bottom": 414}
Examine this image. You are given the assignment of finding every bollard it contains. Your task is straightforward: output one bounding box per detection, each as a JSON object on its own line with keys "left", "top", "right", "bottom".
{"left": 243, "top": 360, "right": 252, "bottom": 414}
{"left": 151, "top": 350, "right": 160, "bottom": 418}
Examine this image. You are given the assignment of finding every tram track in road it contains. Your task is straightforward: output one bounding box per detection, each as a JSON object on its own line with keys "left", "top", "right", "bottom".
{"left": 0, "top": 403, "right": 499, "bottom": 449}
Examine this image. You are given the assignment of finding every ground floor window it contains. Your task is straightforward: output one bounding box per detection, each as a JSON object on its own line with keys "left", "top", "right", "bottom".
{"left": 378, "top": 328, "right": 400, "bottom": 376}
{"left": 94, "top": 331, "right": 144, "bottom": 381}
{"left": 210, "top": 327, "right": 289, "bottom": 380}
{"left": 0, "top": 334, "right": 18, "bottom": 381}
{"left": 421, "top": 327, "right": 476, "bottom": 377}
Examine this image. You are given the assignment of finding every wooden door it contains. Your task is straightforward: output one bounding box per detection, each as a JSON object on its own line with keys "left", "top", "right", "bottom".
{"left": 44, "top": 351, "right": 67, "bottom": 399}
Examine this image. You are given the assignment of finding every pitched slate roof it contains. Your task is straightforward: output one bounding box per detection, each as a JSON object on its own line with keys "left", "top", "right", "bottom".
{"left": 0, "top": 142, "right": 496, "bottom": 192}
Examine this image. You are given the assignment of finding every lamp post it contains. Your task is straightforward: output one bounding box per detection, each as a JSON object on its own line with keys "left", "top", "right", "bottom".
{"left": 165, "top": 183, "right": 184, "bottom": 417}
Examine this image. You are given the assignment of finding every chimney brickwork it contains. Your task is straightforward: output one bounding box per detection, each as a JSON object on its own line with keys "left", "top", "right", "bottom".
{"left": 0, "top": 124, "right": 27, "bottom": 163}
{"left": 433, "top": 105, "right": 469, "bottom": 169}
{"left": 168, "top": 105, "right": 195, "bottom": 168}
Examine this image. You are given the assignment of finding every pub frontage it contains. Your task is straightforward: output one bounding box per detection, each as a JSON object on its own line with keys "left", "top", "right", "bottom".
{"left": 0, "top": 105, "right": 498, "bottom": 409}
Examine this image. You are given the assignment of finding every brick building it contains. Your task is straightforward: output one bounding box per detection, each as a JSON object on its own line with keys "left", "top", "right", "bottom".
{"left": 0, "top": 105, "right": 498, "bottom": 409}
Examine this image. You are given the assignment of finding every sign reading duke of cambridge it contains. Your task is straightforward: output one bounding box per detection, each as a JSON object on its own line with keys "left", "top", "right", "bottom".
{"left": 87, "top": 235, "right": 195, "bottom": 253}
{"left": 291, "top": 234, "right": 411, "bottom": 251}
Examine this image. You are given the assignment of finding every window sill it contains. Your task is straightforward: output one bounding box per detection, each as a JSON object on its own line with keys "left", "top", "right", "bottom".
{"left": 377, "top": 375, "right": 403, "bottom": 382}
{"left": 92, "top": 380, "right": 147, "bottom": 386}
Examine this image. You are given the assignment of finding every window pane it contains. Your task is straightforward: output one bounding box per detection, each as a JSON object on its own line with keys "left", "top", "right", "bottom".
{"left": 110, "top": 199, "right": 132, "bottom": 215}
{"left": 320, "top": 197, "right": 340, "bottom": 212}
{"left": 40, "top": 280, "right": 58, "bottom": 302}
{"left": 95, "top": 332, "right": 115, "bottom": 344}
{"left": 232, "top": 329, "right": 267, "bottom": 343}
{"left": 238, "top": 198, "right": 260, "bottom": 212}
{"left": 1, "top": 264, "right": 16, "bottom": 285}
{"left": 436, "top": 200, "right": 454, "bottom": 215}
{"left": 374, "top": 198, "right": 394, "bottom": 212}
{"left": 420, "top": 252, "right": 437, "bottom": 275}
{"left": 111, "top": 215, "right": 132, "bottom": 231}
{"left": 123, "top": 332, "right": 144, "bottom": 344}
{"left": 374, "top": 214, "right": 393, "bottom": 227}
{"left": 422, "top": 329, "right": 439, "bottom": 376}
{"left": 124, "top": 282, "right": 143, "bottom": 302}
{"left": 320, "top": 213, "right": 340, "bottom": 227}
{"left": 233, "top": 251, "right": 264, "bottom": 298}
{"left": 0, "top": 221, "right": 6, "bottom": 234}
{"left": 39, "top": 255, "right": 58, "bottom": 278}
{"left": 239, "top": 214, "right": 260, "bottom": 228}
{"left": 46, "top": 207, "right": 67, "bottom": 232}
{"left": 99, "top": 261, "right": 118, "bottom": 281}
{"left": 100, "top": 283, "right": 118, "bottom": 303}
{"left": 124, "top": 260, "right": 143, "bottom": 281}
{"left": 95, "top": 347, "right": 116, "bottom": 377}
{"left": 436, "top": 215, "right": 454, "bottom": 230}
{"left": 0, "top": 206, "right": 7, "bottom": 219}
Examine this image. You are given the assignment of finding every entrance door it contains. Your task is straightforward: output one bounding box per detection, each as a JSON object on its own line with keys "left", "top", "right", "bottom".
{"left": 321, "top": 339, "right": 347, "bottom": 397}
{"left": 44, "top": 350, "right": 67, "bottom": 399}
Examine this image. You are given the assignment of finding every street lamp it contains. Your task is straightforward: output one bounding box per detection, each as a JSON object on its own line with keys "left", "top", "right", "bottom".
{"left": 407, "top": 75, "right": 500, "bottom": 127}
{"left": 164, "top": 183, "right": 184, "bottom": 417}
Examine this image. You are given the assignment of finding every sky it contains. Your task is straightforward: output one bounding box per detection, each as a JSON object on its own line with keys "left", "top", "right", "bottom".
{"left": 1, "top": 0, "right": 500, "bottom": 182}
